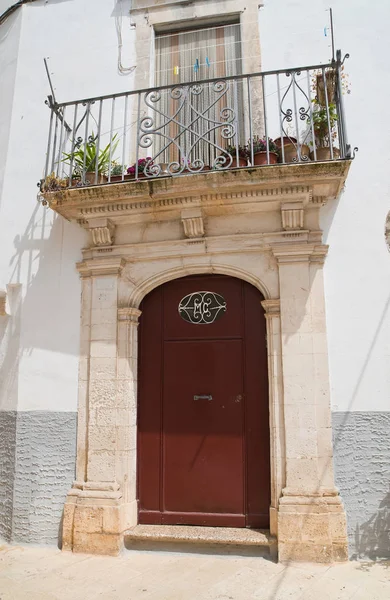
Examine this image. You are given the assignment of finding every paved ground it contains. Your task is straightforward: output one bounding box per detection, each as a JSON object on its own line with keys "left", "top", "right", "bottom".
{"left": 0, "top": 543, "right": 389, "bottom": 600}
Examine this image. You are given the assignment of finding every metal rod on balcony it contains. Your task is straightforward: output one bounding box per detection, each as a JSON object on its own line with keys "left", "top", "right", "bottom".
{"left": 94, "top": 100, "right": 103, "bottom": 185}
{"left": 82, "top": 104, "right": 90, "bottom": 184}
{"left": 56, "top": 105, "right": 66, "bottom": 178}
{"left": 322, "top": 67, "right": 334, "bottom": 159}
{"left": 276, "top": 74, "right": 285, "bottom": 164}
{"left": 233, "top": 79, "right": 239, "bottom": 166}
{"left": 56, "top": 60, "right": 342, "bottom": 108}
{"left": 291, "top": 71, "right": 301, "bottom": 161}
{"left": 247, "top": 76, "right": 254, "bottom": 167}
{"left": 122, "top": 95, "right": 129, "bottom": 181}
{"left": 135, "top": 92, "right": 141, "bottom": 179}
{"left": 262, "top": 75, "right": 269, "bottom": 164}
{"left": 108, "top": 97, "right": 116, "bottom": 183}
{"left": 44, "top": 108, "right": 54, "bottom": 179}
{"left": 50, "top": 113, "right": 59, "bottom": 175}
{"left": 69, "top": 103, "right": 78, "bottom": 187}
{"left": 307, "top": 70, "right": 317, "bottom": 162}
{"left": 336, "top": 50, "right": 349, "bottom": 158}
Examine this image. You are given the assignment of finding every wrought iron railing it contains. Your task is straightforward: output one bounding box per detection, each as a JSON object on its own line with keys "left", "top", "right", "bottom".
{"left": 41, "top": 50, "right": 352, "bottom": 190}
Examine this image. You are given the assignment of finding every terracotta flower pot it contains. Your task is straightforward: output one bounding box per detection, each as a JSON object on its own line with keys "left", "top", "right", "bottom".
{"left": 84, "top": 172, "right": 106, "bottom": 185}
{"left": 253, "top": 151, "right": 278, "bottom": 166}
{"left": 230, "top": 156, "right": 247, "bottom": 168}
{"left": 274, "top": 136, "right": 297, "bottom": 148}
{"left": 282, "top": 143, "right": 310, "bottom": 163}
{"left": 310, "top": 147, "right": 340, "bottom": 161}
{"left": 109, "top": 174, "right": 134, "bottom": 182}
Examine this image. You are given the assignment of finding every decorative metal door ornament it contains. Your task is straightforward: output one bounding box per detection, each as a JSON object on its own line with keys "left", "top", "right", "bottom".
{"left": 178, "top": 291, "right": 227, "bottom": 324}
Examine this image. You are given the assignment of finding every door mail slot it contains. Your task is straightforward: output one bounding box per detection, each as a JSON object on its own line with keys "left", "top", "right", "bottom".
{"left": 193, "top": 395, "right": 213, "bottom": 401}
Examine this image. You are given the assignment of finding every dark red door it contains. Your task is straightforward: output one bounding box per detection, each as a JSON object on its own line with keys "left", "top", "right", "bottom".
{"left": 137, "top": 275, "right": 270, "bottom": 528}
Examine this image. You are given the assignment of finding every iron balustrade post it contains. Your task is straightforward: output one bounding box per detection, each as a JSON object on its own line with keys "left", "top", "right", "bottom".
{"left": 262, "top": 74, "right": 269, "bottom": 164}
{"left": 44, "top": 106, "right": 54, "bottom": 180}
{"left": 322, "top": 67, "right": 334, "bottom": 160}
{"left": 291, "top": 71, "right": 301, "bottom": 162}
{"left": 94, "top": 100, "right": 103, "bottom": 185}
{"left": 276, "top": 74, "right": 285, "bottom": 164}
{"left": 307, "top": 69, "right": 317, "bottom": 162}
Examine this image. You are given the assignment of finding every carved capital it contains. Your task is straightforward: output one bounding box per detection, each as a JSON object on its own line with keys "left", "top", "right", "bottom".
{"left": 271, "top": 243, "right": 328, "bottom": 264}
{"left": 281, "top": 202, "right": 304, "bottom": 230}
{"left": 117, "top": 307, "right": 142, "bottom": 323}
{"left": 261, "top": 299, "right": 280, "bottom": 319}
{"left": 76, "top": 257, "right": 126, "bottom": 278}
{"left": 181, "top": 208, "right": 204, "bottom": 238}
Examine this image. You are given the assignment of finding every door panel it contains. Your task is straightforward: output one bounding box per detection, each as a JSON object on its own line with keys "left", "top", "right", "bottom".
{"left": 138, "top": 275, "right": 270, "bottom": 528}
{"left": 163, "top": 339, "right": 244, "bottom": 518}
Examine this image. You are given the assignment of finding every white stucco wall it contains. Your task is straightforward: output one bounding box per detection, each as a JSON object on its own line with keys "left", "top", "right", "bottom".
{"left": 0, "top": 0, "right": 137, "bottom": 412}
{"left": 260, "top": 0, "right": 390, "bottom": 413}
{"left": 1, "top": 0, "right": 389, "bottom": 415}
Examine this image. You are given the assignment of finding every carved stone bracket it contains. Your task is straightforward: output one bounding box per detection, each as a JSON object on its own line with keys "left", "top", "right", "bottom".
{"left": 86, "top": 218, "right": 115, "bottom": 247}
{"left": 181, "top": 208, "right": 204, "bottom": 238}
{"left": 281, "top": 202, "right": 304, "bottom": 231}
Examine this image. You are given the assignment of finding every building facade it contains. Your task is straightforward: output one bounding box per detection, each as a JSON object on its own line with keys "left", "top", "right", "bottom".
{"left": 0, "top": 0, "right": 389, "bottom": 562}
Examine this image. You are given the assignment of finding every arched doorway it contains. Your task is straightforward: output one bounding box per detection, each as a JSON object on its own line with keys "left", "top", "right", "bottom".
{"left": 137, "top": 274, "right": 270, "bottom": 528}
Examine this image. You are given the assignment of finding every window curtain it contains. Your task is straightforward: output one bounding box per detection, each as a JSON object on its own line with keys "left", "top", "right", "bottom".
{"left": 153, "top": 24, "right": 243, "bottom": 169}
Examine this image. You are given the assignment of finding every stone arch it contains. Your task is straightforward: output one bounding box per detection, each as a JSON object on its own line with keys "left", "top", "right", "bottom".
{"left": 126, "top": 263, "right": 273, "bottom": 309}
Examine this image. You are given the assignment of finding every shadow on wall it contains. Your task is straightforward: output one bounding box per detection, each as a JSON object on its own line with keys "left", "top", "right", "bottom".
{"left": 353, "top": 490, "right": 390, "bottom": 561}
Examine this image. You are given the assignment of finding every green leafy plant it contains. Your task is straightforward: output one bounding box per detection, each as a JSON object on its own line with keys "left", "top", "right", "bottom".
{"left": 224, "top": 144, "right": 249, "bottom": 159}
{"left": 310, "top": 100, "right": 338, "bottom": 147}
{"left": 62, "top": 134, "right": 119, "bottom": 174}
{"left": 111, "top": 162, "right": 127, "bottom": 176}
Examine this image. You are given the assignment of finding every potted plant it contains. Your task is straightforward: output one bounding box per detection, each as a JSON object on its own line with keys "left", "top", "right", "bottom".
{"left": 40, "top": 172, "right": 68, "bottom": 193}
{"left": 309, "top": 100, "right": 339, "bottom": 160}
{"left": 62, "top": 134, "right": 119, "bottom": 184}
{"left": 250, "top": 136, "right": 279, "bottom": 165}
{"left": 108, "top": 162, "right": 129, "bottom": 182}
{"left": 224, "top": 144, "right": 249, "bottom": 168}
{"left": 127, "top": 157, "right": 153, "bottom": 178}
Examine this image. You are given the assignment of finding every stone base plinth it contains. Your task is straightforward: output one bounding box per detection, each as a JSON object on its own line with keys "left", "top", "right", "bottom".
{"left": 62, "top": 483, "right": 137, "bottom": 556}
{"left": 278, "top": 492, "right": 348, "bottom": 563}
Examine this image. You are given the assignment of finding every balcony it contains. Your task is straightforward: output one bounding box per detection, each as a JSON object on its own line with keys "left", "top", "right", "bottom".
{"left": 40, "top": 52, "right": 354, "bottom": 239}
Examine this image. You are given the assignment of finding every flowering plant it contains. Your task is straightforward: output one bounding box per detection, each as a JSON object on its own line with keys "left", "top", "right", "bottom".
{"left": 127, "top": 157, "right": 153, "bottom": 175}
{"left": 250, "top": 136, "right": 279, "bottom": 154}
{"left": 224, "top": 144, "right": 249, "bottom": 159}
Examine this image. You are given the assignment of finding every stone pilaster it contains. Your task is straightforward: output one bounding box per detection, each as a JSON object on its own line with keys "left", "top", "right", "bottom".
{"left": 261, "top": 299, "right": 284, "bottom": 537}
{"left": 62, "top": 257, "right": 138, "bottom": 556}
{"left": 271, "top": 244, "right": 348, "bottom": 563}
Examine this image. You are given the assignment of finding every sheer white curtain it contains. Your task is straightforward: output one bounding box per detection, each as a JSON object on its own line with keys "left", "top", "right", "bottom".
{"left": 153, "top": 24, "right": 243, "bottom": 170}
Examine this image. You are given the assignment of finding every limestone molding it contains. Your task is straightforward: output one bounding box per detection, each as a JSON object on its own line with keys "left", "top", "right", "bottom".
{"left": 76, "top": 257, "right": 126, "bottom": 277}
{"left": 181, "top": 208, "right": 205, "bottom": 238}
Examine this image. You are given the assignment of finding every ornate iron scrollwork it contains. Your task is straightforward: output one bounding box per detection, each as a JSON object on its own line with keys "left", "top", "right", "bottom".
{"left": 178, "top": 291, "right": 227, "bottom": 324}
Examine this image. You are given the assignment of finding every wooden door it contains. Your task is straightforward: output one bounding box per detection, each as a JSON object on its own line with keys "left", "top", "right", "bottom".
{"left": 137, "top": 275, "right": 270, "bottom": 528}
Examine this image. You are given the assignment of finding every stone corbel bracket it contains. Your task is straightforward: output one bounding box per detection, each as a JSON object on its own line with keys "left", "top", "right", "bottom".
{"left": 81, "top": 217, "right": 116, "bottom": 247}
{"left": 181, "top": 208, "right": 204, "bottom": 239}
{"left": 281, "top": 202, "right": 304, "bottom": 231}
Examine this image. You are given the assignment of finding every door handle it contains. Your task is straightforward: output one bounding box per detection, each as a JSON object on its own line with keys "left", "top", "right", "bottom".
{"left": 193, "top": 395, "right": 212, "bottom": 401}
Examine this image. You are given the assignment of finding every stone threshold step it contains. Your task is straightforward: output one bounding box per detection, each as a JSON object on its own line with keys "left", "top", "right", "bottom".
{"left": 124, "top": 525, "right": 277, "bottom": 558}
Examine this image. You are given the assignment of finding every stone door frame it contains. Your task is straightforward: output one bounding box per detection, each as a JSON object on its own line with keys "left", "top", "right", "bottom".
{"left": 62, "top": 241, "right": 348, "bottom": 562}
